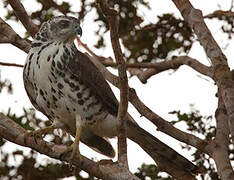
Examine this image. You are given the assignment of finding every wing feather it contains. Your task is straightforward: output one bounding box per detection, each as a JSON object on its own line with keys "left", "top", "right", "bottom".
{"left": 67, "top": 49, "right": 119, "bottom": 116}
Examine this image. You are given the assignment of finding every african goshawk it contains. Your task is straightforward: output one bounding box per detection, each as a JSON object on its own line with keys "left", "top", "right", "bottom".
{"left": 23, "top": 16, "right": 198, "bottom": 173}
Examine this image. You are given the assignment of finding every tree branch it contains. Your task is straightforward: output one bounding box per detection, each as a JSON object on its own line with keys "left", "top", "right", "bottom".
{"left": 0, "top": 14, "right": 207, "bottom": 174}
{"left": 0, "top": 18, "right": 31, "bottom": 53}
{"left": 8, "top": 0, "right": 39, "bottom": 37}
{"left": 76, "top": 37, "right": 143, "bottom": 78}
{"left": 97, "top": 0, "right": 129, "bottom": 168}
{"left": 0, "top": 36, "right": 203, "bottom": 178}
{"left": 172, "top": 0, "right": 234, "bottom": 141}
{"left": 86, "top": 53, "right": 208, "bottom": 154}
{"left": 128, "top": 88, "right": 209, "bottom": 155}
{"left": 0, "top": 61, "right": 24, "bottom": 68}
{"left": 171, "top": 0, "right": 234, "bottom": 176}
{"left": 206, "top": 92, "right": 234, "bottom": 179}
{"left": 204, "top": 10, "right": 234, "bottom": 18}
{"left": 77, "top": 38, "right": 212, "bottom": 84}
{"left": 135, "top": 56, "right": 212, "bottom": 83}
{"left": 0, "top": 113, "right": 140, "bottom": 180}
{"left": 87, "top": 54, "right": 206, "bottom": 174}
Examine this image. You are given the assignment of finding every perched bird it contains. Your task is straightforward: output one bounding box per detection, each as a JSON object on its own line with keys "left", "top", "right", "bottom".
{"left": 23, "top": 16, "right": 199, "bottom": 173}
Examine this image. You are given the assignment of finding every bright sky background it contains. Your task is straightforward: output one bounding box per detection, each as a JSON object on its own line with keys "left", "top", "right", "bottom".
{"left": 0, "top": 0, "right": 233, "bottom": 179}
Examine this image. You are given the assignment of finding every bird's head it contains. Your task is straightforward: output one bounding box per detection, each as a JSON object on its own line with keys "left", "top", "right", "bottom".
{"left": 35, "top": 16, "right": 82, "bottom": 43}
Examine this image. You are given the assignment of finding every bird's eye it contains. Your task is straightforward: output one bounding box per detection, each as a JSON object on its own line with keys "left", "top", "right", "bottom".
{"left": 59, "top": 20, "right": 69, "bottom": 28}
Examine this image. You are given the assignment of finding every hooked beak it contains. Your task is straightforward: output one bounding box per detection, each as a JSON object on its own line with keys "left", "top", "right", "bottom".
{"left": 76, "top": 26, "right": 82, "bottom": 37}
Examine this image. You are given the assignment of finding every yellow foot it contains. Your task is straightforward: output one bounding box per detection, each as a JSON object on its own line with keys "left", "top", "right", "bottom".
{"left": 60, "top": 143, "right": 81, "bottom": 165}
{"left": 60, "top": 126, "right": 82, "bottom": 166}
{"left": 24, "top": 125, "right": 56, "bottom": 144}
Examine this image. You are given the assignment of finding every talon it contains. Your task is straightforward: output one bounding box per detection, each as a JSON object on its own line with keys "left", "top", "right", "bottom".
{"left": 33, "top": 132, "right": 42, "bottom": 144}
{"left": 24, "top": 134, "right": 28, "bottom": 145}
{"left": 23, "top": 125, "right": 57, "bottom": 145}
{"left": 33, "top": 132, "right": 38, "bottom": 144}
{"left": 24, "top": 131, "right": 38, "bottom": 145}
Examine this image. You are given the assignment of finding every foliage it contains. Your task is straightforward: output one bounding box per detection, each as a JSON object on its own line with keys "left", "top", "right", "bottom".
{"left": 170, "top": 107, "right": 215, "bottom": 139}
{"left": 169, "top": 107, "right": 234, "bottom": 180}
{"left": 1, "top": 106, "right": 225, "bottom": 179}
{"left": 122, "top": 14, "right": 193, "bottom": 62}
{"left": 0, "top": 73, "right": 12, "bottom": 94}
{"left": 205, "top": 11, "right": 234, "bottom": 39}
{"left": 0, "top": 148, "right": 95, "bottom": 180}
{"left": 3, "top": 1, "right": 233, "bottom": 64}
{"left": 3, "top": 0, "right": 73, "bottom": 22}
{"left": 1, "top": 108, "right": 172, "bottom": 180}
{"left": 3, "top": 0, "right": 194, "bottom": 63}
{"left": 135, "top": 164, "right": 172, "bottom": 180}
{"left": 1, "top": 0, "right": 234, "bottom": 179}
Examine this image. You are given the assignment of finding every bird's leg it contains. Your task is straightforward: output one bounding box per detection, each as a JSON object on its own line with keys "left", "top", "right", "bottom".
{"left": 69, "top": 126, "right": 82, "bottom": 163}
{"left": 60, "top": 115, "right": 83, "bottom": 165}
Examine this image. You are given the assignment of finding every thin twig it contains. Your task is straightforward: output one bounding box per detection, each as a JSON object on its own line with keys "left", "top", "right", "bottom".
{"left": 76, "top": 37, "right": 115, "bottom": 64}
{"left": 0, "top": 61, "right": 24, "bottom": 68}
{"left": 231, "top": 0, "right": 234, "bottom": 11}
{"left": 77, "top": 37, "right": 99, "bottom": 58}
{"left": 128, "top": 88, "right": 209, "bottom": 155}
{"left": 204, "top": 10, "right": 234, "bottom": 18}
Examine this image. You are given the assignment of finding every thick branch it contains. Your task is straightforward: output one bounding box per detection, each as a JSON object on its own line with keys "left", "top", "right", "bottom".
{"left": 206, "top": 93, "right": 234, "bottom": 179}
{"left": 171, "top": 0, "right": 234, "bottom": 176}
{"left": 8, "top": 0, "right": 39, "bottom": 37}
{"left": 172, "top": 0, "right": 228, "bottom": 67}
{"left": 172, "top": 0, "right": 234, "bottom": 150}
{"left": 0, "top": 18, "right": 31, "bottom": 53}
{"left": 0, "top": 113, "right": 139, "bottom": 180}
{"left": 97, "top": 0, "right": 129, "bottom": 168}
{"left": 135, "top": 56, "right": 212, "bottom": 83}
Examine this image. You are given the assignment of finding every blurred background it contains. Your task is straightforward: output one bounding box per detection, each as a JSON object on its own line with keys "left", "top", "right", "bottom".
{"left": 0, "top": 0, "right": 233, "bottom": 179}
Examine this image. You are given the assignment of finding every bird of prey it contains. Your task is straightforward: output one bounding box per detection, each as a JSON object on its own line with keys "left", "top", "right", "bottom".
{"left": 23, "top": 16, "right": 199, "bottom": 174}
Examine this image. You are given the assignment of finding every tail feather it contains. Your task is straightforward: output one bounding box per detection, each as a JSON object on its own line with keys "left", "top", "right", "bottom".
{"left": 80, "top": 129, "right": 115, "bottom": 158}
{"left": 126, "top": 119, "right": 200, "bottom": 174}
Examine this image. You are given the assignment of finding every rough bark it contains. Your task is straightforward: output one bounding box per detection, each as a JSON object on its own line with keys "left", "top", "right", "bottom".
{"left": 0, "top": 113, "right": 139, "bottom": 180}
{"left": 1, "top": 0, "right": 234, "bottom": 179}
{"left": 97, "top": 0, "right": 129, "bottom": 168}
{"left": 0, "top": 18, "right": 31, "bottom": 53}
{"left": 171, "top": 0, "right": 234, "bottom": 178}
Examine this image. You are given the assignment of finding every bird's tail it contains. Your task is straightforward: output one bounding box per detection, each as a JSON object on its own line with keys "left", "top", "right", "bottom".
{"left": 126, "top": 119, "right": 200, "bottom": 174}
